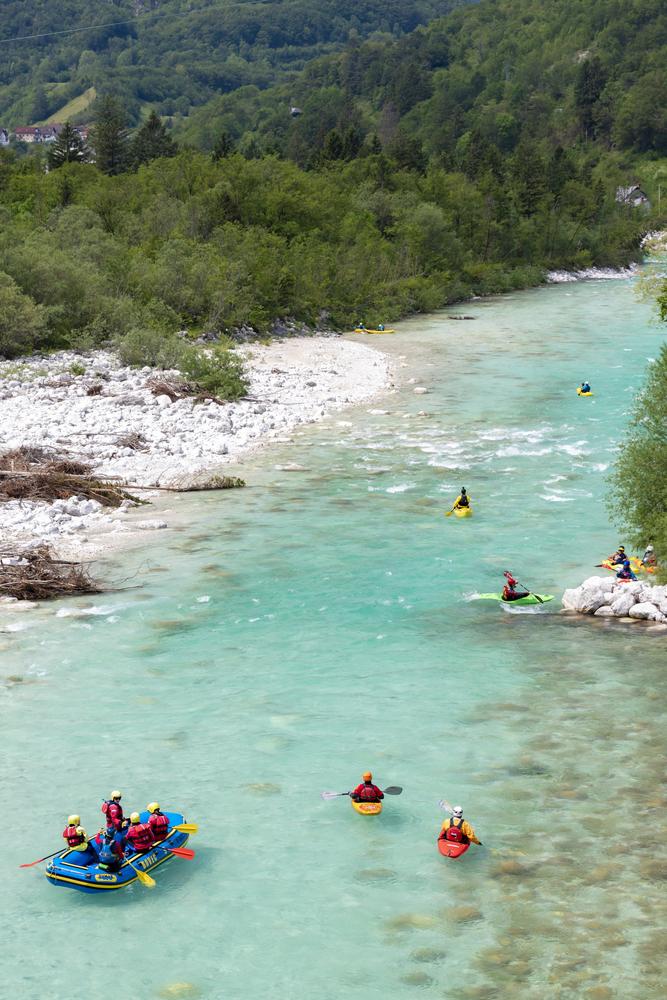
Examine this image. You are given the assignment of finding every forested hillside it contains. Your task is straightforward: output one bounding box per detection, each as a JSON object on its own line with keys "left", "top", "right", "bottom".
{"left": 180, "top": 0, "right": 667, "bottom": 161}
{"left": 0, "top": 0, "right": 465, "bottom": 126}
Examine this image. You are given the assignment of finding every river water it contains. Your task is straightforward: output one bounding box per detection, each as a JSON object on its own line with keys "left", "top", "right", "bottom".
{"left": 2, "top": 278, "right": 665, "bottom": 1000}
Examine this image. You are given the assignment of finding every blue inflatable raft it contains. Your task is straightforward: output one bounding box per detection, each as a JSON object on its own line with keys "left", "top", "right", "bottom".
{"left": 45, "top": 810, "right": 189, "bottom": 893}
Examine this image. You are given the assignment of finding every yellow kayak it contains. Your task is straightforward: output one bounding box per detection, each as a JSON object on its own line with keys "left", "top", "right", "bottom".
{"left": 454, "top": 505, "right": 472, "bottom": 518}
{"left": 577, "top": 388, "right": 593, "bottom": 396}
{"left": 354, "top": 328, "right": 395, "bottom": 334}
{"left": 351, "top": 800, "right": 382, "bottom": 815}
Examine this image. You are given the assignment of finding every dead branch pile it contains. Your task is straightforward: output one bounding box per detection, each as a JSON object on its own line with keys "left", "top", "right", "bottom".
{"left": 0, "top": 446, "right": 141, "bottom": 507}
{"left": 146, "top": 376, "right": 224, "bottom": 405}
{"left": 0, "top": 545, "right": 102, "bottom": 600}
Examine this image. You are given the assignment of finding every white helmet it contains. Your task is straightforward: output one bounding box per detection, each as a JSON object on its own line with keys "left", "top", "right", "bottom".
{"left": 646, "top": 545, "right": 654, "bottom": 552}
{"left": 453, "top": 805, "right": 463, "bottom": 817}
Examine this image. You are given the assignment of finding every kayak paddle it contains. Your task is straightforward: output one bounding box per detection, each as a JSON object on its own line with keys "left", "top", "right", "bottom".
{"left": 321, "top": 786, "right": 402, "bottom": 800}
{"left": 445, "top": 507, "right": 455, "bottom": 517}
{"left": 515, "top": 580, "right": 543, "bottom": 603}
{"left": 438, "top": 799, "right": 454, "bottom": 814}
{"left": 19, "top": 849, "right": 62, "bottom": 869}
{"left": 126, "top": 860, "right": 156, "bottom": 888}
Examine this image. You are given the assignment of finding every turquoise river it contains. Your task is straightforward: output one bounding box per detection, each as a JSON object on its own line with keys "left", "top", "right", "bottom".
{"left": 2, "top": 277, "right": 665, "bottom": 1000}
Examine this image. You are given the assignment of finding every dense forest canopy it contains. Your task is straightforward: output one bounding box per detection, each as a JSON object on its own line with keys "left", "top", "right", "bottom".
{"left": 0, "top": 0, "right": 466, "bottom": 126}
{"left": 179, "top": 0, "right": 667, "bottom": 161}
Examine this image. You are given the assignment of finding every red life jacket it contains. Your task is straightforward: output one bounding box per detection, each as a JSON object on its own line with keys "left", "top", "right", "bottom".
{"left": 445, "top": 818, "right": 469, "bottom": 844}
{"left": 149, "top": 811, "right": 169, "bottom": 839}
{"left": 63, "top": 824, "right": 85, "bottom": 848}
{"left": 102, "top": 800, "right": 123, "bottom": 828}
{"left": 126, "top": 823, "right": 154, "bottom": 852}
{"left": 356, "top": 782, "right": 383, "bottom": 802}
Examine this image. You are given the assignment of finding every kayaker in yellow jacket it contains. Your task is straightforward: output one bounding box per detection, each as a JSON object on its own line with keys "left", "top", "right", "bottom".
{"left": 440, "top": 806, "right": 482, "bottom": 845}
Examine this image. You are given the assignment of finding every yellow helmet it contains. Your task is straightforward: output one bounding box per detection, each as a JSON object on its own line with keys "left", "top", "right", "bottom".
{"left": 362, "top": 771, "right": 372, "bottom": 781}
{"left": 147, "top": 802, "right": 159, "bottom": 813}
{"left": 68, "top": 814, "right": 80, "bottom": 825}
{"left": 111, "top": 790, "right": 122, "bottom": 800}
{"left": 129, "top": 812, "right": 140, "bottom": 824}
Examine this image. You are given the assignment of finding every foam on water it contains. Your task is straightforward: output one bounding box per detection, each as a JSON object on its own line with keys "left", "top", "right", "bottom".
{"left": 1, "top": 278, "right": 665, "bottom": 999}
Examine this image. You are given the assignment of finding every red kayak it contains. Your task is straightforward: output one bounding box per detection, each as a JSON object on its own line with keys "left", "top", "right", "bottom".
{"left": 438, "top": 837, "right": 470, "bottom": 859}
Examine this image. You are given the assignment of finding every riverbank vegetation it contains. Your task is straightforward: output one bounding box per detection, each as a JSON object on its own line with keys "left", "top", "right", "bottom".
{"left": 608, "top": 343, "right": 667, "bottom": 582}
{"left": 1, "top": 0, "right": 664, "bottom": 362}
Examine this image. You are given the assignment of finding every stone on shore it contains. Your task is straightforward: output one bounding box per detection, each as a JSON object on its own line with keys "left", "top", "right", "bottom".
{"left": 562, "top": 575, "right": 667, "bottom": 625}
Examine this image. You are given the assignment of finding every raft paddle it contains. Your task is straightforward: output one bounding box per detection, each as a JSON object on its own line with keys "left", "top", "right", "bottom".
{"left": 321, "top": 786, "right": 402, "bottom": 800}
{"left": 172, "top": 822, "right": 198, "bottom": 834}
{"left": 126, "top": 860, "right": 156, "bottom": 888}
{"left": 19, "top": 849, "right": 62, "bottom": 869}
{"left": 165, "top": 846, "right": 195, "bottom": 859}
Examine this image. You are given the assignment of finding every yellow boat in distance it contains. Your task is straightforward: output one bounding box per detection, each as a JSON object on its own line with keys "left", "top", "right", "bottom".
{"left": 577, "top": 387, "right": 593, "bottom": 396}
{"left": 353, "top": 328, "right": 396, "bottom": 335}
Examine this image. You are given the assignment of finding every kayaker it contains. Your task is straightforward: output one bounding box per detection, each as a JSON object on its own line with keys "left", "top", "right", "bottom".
{"left": 580, "top": 381, "right": 591, "bottom": 393}
{"left": 439, "top": 806, "right": 482, "bottom": 847}
{"left": 377, "top": 324, "right": 385, "bottom": 331}
{"left": 102, "top": 790, "right": 125, "bottom": 831}
{"left": 641, "top": 544, "right": 657, "bottom": 567}
{"left": 357, "top": 321, "right": 366, "bottom": 330}
{"left": 147, "top": 802, "right": 170, "bottom": 840}
{"left": 350, "top": 772, "right": 384, "bottom": 803}
{"left": 125, "top": 813, "right": 155, "bottom": 854}
{"left": 502, "top": 571, "right": 529, "bottom": 602}
{"left": 453, "top": 487, "right": 470, "bottom": 509}
{"left": 616, "top": 559, "right": 637, "bottom": 581}
{"left": 607, "top": 545, "right": 626, "bottom": 565}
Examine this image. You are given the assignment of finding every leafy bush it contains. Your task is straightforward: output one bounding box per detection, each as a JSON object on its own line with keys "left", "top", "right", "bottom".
{"left": 116, "top": 327, "right": 185, "bottom": 369}
{"left": 180, "top": 343, "right": 248, "bottom": 401}
{"left": 0, "top": 272, "right": 49, "bottom": 359}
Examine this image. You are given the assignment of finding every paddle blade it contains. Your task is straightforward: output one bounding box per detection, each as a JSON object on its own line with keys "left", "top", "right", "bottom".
{"left": 168, "top": 847, "right": 195, "bottom": 859}
{"left": 383, "top": 786, "right": 403, "bottom": 795}
{"left": 173, "top": 823, "right": 198, "bottom": 834}
{"left": 445, "top": 511, "right": 453, "bottom": 517}
{"left": 438, "top": 799, "right": 454, "bottom": 813}
{"left": 135, "top": 868, "right": 156, "bottom": 888}
{"left": 320, "top": 791, "right": 350, "bottom": 800}
{"left": 19, "top": 850, "right": 60, "bottom": 868}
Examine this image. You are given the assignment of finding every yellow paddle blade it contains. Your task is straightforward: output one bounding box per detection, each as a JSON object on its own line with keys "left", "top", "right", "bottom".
{"left": 445, "top": 510, "right": 453, "bottom": 517}
{"left": 135, "top": 868, "right": 156, "bottom": 888}
{"left": 173, "top": 823, "right": 198, "bottom": 834}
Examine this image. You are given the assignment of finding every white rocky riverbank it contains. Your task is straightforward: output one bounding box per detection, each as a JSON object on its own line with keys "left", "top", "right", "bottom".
{"left": 562, "top": 575, "right": 667, "bottom": 625}
{"left": 0, "top": 338, "right": 392, "bottom": 558}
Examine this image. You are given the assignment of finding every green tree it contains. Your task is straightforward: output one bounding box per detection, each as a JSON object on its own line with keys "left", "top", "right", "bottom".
{"left": 574, "top": 55, "right": 607, "bottom": 140}
{"left": 31, "top": 86, "right": 50, "bottom": 123}
{"left": 212, "top": 131, "right": 235, "bottom": 160}
{"left": 91, "top": 96, "right": 130, "bottom": 175}
{"left": 131, "top": 111, "right": 178, "bottom": 167}
{"left": 607, "top": 344, "right": 667, "bottom": 581}
{"left": 47, "top": 123, "right": 89, "bottom": 169}
{"left": 0, "top": 272, "right": 49, "bottom": 359}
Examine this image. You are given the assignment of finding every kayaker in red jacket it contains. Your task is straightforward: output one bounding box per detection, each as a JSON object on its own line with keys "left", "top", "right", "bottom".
{"left": 502, "top": 572, "right": 529, "bottom": 601}
{"left": 351, "top": 772, "right": 384, "bottom": 802}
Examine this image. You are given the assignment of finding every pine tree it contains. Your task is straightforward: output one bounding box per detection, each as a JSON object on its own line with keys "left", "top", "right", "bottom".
{"left": 91, "top": 96, "right": 130, "bottom": 175}
{"left": 131, "top": 110, "right": 178, "bottom": 167}
{"left": 574, "top": 56, "right": 607, "bottom": 140}
{"left": 47, "top": 122, "right": 89, "bottom": 169}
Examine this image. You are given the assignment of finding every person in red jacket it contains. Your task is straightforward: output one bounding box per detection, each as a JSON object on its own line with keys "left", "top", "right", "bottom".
{"left": 124, "top": 812, "right": 154, "bottom": 854}
{"left": 62, "top": 814, "right": 86, "bottom": 848}
{"left": 350, "top": 771, "right": 384, "bottom": 803}
{"left": 101, "top": 790, "right": 125, "bottom": 831}
{"left": 502, "top": 571, "right": 529, "bottom": 602}
{"left": 147, "top": 802, "right": 170, "bottom": 840}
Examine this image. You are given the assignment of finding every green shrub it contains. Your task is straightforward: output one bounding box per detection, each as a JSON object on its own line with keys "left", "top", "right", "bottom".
{"left": 69, "top": 362, "right": 86, "bottom": 376}
{"left": 0, "top": 272, "right": 50, "bottom": 359}
{"left": 116, "top": 327, "right": 185, "bottom": 369}
{"left": 180, "top": 343, "right": 248, "bottom": 400}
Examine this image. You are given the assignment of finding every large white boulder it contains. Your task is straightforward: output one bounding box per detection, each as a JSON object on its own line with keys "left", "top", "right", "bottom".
{"left": 609, "top": 589, "right": 638, "bottom": 616}
{"left": 628, "top": 602, "right": 667, "bottom": 623}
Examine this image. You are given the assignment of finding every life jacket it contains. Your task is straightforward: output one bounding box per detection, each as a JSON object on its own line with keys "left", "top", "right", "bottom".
{"left": 126, "top": 822, "right": 154, "bottom": 852}
{"left": 102, "top": 800, "right": 123, "bottom": 827}
{"left": 457, "top": 494, "right": 469, "bottom": 507}
{"left": 148, "top": 811, "right": 170, "bottom": 839}
{"left": 445, "top": 818, "right": 470, "bottom": 844}
{"left": 357, "top": 782, "right": 382, "bottom": 802}
{"left": 63, "top": 824, "right": 85, "bottom": 848}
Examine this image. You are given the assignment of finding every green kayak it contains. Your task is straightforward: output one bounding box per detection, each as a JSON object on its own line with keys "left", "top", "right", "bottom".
{"left": 475, "top": 593, "right": 554, "bottom": 606}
